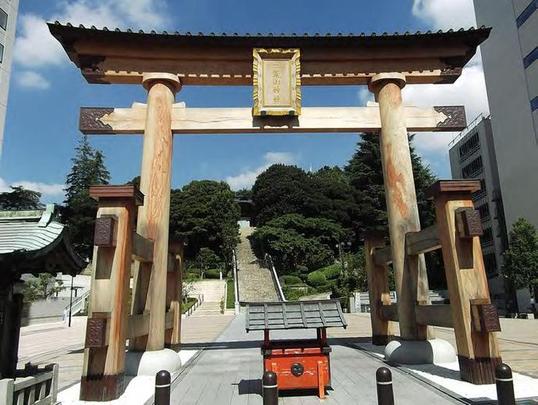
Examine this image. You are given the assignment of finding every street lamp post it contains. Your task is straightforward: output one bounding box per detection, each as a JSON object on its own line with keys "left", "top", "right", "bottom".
{"left": 68, "top": 275, "right": 74, "bottom": 327}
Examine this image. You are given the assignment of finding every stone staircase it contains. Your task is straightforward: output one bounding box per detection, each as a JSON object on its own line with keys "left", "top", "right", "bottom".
{"left": 236, "top": 227, "right": 279, "bottom": 303}
{"left": 190, "top": 280, "right": 226, "bottom": 316}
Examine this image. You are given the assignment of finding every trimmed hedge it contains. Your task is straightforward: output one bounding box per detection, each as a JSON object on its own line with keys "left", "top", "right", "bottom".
{"left": 281, "top": 275, "right": 303, "bottom": 285}
{"left": 204, "top": 269, "right": 221, "bottom": 279}
{"left": 319, "top": 264, "right": 341, "bottom": 280}
{"left": 307, "top": 270, "right": 327, "bottom": 287}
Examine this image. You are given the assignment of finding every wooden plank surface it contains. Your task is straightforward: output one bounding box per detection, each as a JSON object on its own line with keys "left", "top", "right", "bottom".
{"left": 406, "top": 224, "right": 441, "bottom": 256}
{"left": 79, "top": 105, "right": 466, "bottom": 135}
{"left": 416, "top": 304, "right": 453, "bottom": 328}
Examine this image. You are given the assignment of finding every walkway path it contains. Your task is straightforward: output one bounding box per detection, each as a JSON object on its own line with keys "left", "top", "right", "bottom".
{"left": 236, "top": 227, "right": 279, "bottom": 302}
{"left": 331, "top": 313, "right": 538, "bottom": 379}
{"left": 170, "top": 314, "right": 457, "bottom": 404}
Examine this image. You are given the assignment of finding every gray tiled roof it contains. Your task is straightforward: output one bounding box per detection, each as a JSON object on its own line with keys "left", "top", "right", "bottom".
{"left": 0, "top": 205, "right": 65, "bottom": 255}
{"left": 246, "top": 300, "right": 347, "bottom": 331}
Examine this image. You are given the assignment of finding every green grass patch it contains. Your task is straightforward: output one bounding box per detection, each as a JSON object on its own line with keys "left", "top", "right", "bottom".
{"left": 182, "top": 297, "right": 198, "bottom": 314}
{"left": 226, "top": 279, "right": 235, "bottom": 309}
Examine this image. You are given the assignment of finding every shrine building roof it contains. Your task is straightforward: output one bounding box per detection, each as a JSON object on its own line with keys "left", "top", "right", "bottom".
{"left": 48, "top": 22, "right": 491, "bottom": 86}
{"left": 0, "top": 205, "right": 85, "bottom": 277}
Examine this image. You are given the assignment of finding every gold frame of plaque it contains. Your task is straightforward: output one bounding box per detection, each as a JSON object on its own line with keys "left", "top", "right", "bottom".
{"left": 252, "top": 48, "right": 301, "bottom": 116}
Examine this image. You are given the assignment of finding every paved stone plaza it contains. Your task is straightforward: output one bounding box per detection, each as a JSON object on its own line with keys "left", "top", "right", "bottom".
{"left": 17, "top": 312, "right": 538, "bottom": 403}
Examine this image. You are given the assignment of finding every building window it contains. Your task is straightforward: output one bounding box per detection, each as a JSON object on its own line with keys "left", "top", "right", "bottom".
{"left": 524, "top": 47, "right": 538, "bottom": 69}
{"left": 516, "top": 0, "right": 538, "bottom": 27}
{"left": 0, "top": 43, "right": 4, "bottom": 63}
{"left": 0, "top": 9, "right": 6, "bottom": 31}
{"left": 483, "top": 253, "right": 497, "bottom": 276}
{"left": 472, "top": 179, "right": 487, "bottom": 201}
{"left": 462, "top": 156, "right": 483, "bottom": 179}
{"left": 477, "top": 203, "right": 490, "bottom": 222}
{"left": 458, "top": 132, "right": 480, "bottom": 162}
{"left": 532, "top": 96, "right": 538, "bottom": 112}
{"left": 481, "top": 227, "right": 494, "bottom": 247}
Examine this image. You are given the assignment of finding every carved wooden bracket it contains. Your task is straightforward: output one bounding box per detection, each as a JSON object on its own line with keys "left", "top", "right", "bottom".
{"left": 471, "top": 301, "right": 501, "bottom": 333}
{"left": 94, "top": 216, "right": 117, "bottom": 247}
{"left": 456, "top": 208, "right": 483, "bottom": 239}
{"left": 85, "top": 317, "right": 108, "bottom": 348}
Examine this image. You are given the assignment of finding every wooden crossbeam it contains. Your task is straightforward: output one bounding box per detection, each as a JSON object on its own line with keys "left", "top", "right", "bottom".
{"left": 416, "top": 304, "right": 453, "bottom": 328}
{"left": 127, "top": 311, "right": 174, "bottom": 339}
{"left": 380, "top": 304, "right": 399, "bottom": 322}
{"left": 406, "top": 225, "right": 441, "bottom": 256}
{"left": 374, "top": 246, "right": 392, "bottom": 267}
{"left": 80, "top": 105, "right": 466, "bottom": 135}
{"left": 132, "top": 232, "right": 153, "bottom": 263}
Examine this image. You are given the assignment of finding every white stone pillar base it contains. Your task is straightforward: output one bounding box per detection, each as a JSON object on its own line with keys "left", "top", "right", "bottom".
{"left": 384, "top": 339, "right": 456, "bottom": 364}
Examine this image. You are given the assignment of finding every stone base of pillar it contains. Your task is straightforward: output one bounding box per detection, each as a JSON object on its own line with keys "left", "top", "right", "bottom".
{"left": 372, "top": 334, "right": 395, "bottom": 346}
{"left": 384, "top": 339, "right": 456, "bottom": 364}
{"left": 125, "top": 348, "right": 182, "bottom": 377}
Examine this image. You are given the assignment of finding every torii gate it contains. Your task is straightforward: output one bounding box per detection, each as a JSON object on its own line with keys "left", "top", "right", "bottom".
{"left": 48, "top": 23, "right": 498, "bottom": 400}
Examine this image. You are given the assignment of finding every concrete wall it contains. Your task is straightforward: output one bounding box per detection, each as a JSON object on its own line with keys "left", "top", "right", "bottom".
{"left": 0, "top": 0, "right": 18, "bottom": 159}
{"left": 474, "top": 0, "right": 538, "bottom": 231}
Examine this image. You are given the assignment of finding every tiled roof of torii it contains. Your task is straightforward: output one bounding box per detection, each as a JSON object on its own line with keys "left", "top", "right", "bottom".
{"left": 48, "top": 22, "right": 490, "bottom": 86}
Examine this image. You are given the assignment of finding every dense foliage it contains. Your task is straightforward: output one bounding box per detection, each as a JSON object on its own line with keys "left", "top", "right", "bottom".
{"left": 170, "top": 180, "right": 240, "bottom": 268}
{"left": 250, "top": 133, "right": 440, "bottom": 300}
{"left": 0, "top": 186, "right": 43, "bottom": 210}
{"left": 502, "top": 218, "right": 538, "bottom": 294}
{"left": 62, "top": 136, "right": 110, "bottom": 260}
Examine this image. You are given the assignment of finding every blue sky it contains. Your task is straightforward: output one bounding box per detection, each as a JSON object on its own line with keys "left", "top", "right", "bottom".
{"left": 0, "top": 0, "right": 487, "bottom": 202}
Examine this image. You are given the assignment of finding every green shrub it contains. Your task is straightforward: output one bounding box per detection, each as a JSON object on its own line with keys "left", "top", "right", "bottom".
{"left": 204, "top": 269, "right": 221, "bottom": 279}
{"left": 281, "top": 275, "right": 303, "bottom": 285}
{"left": 319, "top": 264, "right": 341, "bottom": 280}
{"left": 307, "top": 271, "right": 327, "bottom": 287}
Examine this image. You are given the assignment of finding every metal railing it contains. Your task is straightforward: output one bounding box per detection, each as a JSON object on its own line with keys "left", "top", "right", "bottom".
{"left": 232, "top": 249, "right": 240, "bottom": 314}
{"left": 0, "top": 364, "right": 58, "bottom": 405}
{"left": 184, "top": 294, "right": 204, "bottom": 317}
{"left": 63, "top": 290, "right": 90, "bottom": 321}
{"left": 264, "top": 254, "right": 286, "bottom": 302}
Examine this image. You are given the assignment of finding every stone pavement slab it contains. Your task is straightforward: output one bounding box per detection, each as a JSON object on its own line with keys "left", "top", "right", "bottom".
{"left": 170, "top": 314, "right": 458, "bottom": 404}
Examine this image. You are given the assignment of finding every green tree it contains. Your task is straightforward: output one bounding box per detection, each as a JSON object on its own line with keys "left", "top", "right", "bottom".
{"left": 0, "top": 186, "right": 43, "bottom": 210}
{"left": 170, "top": 180, "right": 240, "bottom": 267}
{"left": 251, "top": 214, "right": 346, "bottom": 273}
{"left": 502, "top": 218, "right": 538, "bottom": 296}
{"left": 252, "top": 165, "right": 314, "bottom": 226}
{"left": 23, "top": 274, "right": 64, "bottom": 303}
{"left": 63, "top": 136, "right": 110, "bottom": 260}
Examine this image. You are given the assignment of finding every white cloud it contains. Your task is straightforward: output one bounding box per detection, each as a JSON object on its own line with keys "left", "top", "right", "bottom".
{"left": 14, "top": 0, "right": 170, "bottom": 70}
{"left": 15, "top": 71, "right": 51, "bottom": 90}
{"left": 412, "top": 0, "right": 477, "bottom": 30}
{"left": 0, "top": 177, "right": 65, "bottom": 198}
{"left": 226, "top": 152, "right": 296, "bottom": 191}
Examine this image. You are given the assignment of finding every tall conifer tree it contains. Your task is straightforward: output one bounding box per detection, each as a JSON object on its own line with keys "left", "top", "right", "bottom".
{"left": 63, "top": 136, "right": 110, "bottom": 260}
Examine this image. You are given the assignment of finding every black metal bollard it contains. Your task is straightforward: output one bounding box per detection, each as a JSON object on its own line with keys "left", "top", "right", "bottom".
{"left": 155, "top": 370, "right": 171, "bottom": 405}
{"left": 495, "top": 363, "right": 516, "bottom": 405}
{"left": 376, "top": 367, "right": 394, "bottom": 405}
{"left": 262, "top": 371, "right": 278, "bottom": 405}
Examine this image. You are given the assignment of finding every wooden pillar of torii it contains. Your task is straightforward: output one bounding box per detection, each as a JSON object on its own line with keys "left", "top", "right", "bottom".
{"left": 131, "top": 73, "right": 181, "bottom": 351}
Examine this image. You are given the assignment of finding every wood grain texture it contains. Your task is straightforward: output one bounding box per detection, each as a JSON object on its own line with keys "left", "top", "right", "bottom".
{"left": 415, "top": 304, "right": 453, "bottom": 328}
{"left": 81, "top": 200, "right": 136, "bottom": 400}
{"left": 365, "top": 234, "right": 395, "bottom": 345}
{"left": 79, "top": 105, "right": 466, "bottom": 134}
{"left": 405, "top": 224, "right": 441, "bottom": 256}
{"left": 372, "top": 76, "right": 430, "bottom": 341}
{"left": 132, "top": 76, "right": 177, "bottom": 352}
{"left": 433, "top": 191, "right": 501, "bottom": 384}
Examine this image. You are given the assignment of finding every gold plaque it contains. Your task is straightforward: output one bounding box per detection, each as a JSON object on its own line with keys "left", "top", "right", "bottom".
{"left": 253, "top": 48, "right": 301, "bottom": 116}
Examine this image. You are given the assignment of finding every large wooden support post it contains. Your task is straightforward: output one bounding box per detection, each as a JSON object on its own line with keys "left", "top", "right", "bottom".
{"left": 430, "top": 180, "right": 501, "bottom": 384}
{"left": 80, "top": 186, "right": 143, "bottom": 401}
{"left": 369, "top": 73, "right": 430, "bottom": 341}
{"left": 131, "top": 73, "right": 181, "bottom": 351}
{"left": 364, "top": 233, "right": 395, "bottom": 345}
{"left": 0, "top": 283, "right": 23, "bottom": 379}
{"left": 165, "top": 241, "right": 184, "bottom": 350}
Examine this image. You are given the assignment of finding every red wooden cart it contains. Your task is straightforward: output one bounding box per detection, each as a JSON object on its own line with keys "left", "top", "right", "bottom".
{"left": 246, "top": 300, "right": 347, "bottom": 399}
